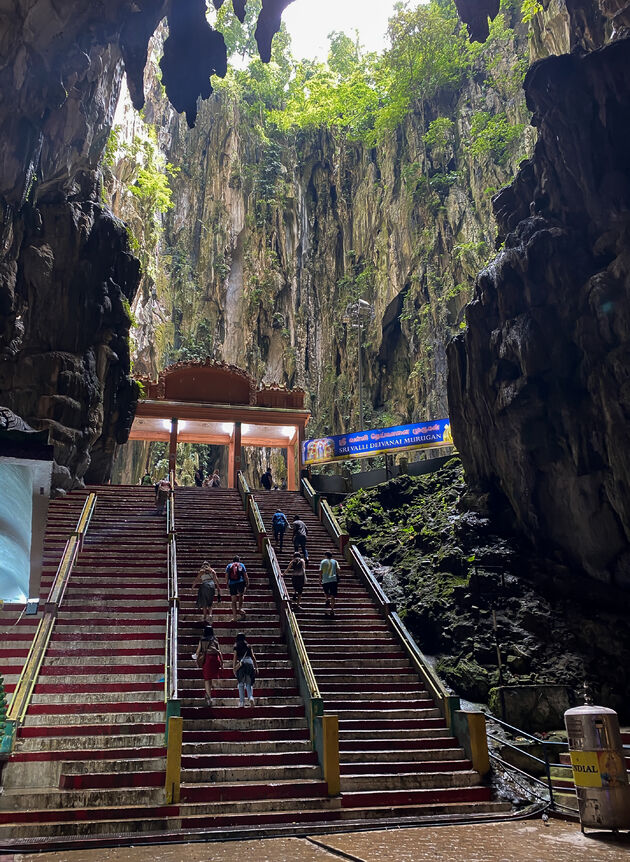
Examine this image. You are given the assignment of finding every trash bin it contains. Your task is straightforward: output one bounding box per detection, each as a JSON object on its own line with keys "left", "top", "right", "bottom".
{"left": 564, "top": 704, "right": 630, "bottom": 832}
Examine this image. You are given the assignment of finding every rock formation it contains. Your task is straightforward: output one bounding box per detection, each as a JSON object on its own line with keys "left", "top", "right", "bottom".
{"left": 448, "top": 21, "right": 630, "bottom": 583}
{"left": 123, "top": 7, "right": 531, "bottom": 445}
{"left": 0, "top": 0, "right": 291, "bottom": 490}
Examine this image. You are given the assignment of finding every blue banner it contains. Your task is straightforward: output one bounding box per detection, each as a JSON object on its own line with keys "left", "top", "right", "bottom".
{"left": 303, "top": 419, "right": 453, "bottom": 465}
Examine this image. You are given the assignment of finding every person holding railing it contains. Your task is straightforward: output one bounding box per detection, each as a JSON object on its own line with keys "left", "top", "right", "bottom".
{"left": 192, "top": 561, "right": 221, "bottom": 623}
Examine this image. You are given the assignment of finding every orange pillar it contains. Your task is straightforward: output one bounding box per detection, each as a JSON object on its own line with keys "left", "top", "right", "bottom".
{"left": 287, "top": 442, "right": 296, "bottom": 491}
{"left": 227, "top": 431, "right": 235, "bottom": 489}
{"left": 233, "top": 421, "right": 242, "bottom": 488}
{"left": 298, "top": 424, "right": 305, "bottom": 481}
{"left": 168, "top": 418, "right": 178, "bottom": 476}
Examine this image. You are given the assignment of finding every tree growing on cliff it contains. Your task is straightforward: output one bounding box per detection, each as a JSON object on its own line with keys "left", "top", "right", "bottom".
{"left": 374, "top": 0, "right": 470, "bottom": 138}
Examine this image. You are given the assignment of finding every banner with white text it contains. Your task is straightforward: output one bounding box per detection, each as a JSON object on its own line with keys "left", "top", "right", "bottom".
{"left": 303, "top": 419, "right": 453, "bottom": 466}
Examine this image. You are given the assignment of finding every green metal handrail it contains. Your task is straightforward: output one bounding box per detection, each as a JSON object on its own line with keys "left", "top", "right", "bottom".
{"left": 237, "top": 471, "right": 250, "bottom": 508}
{"left": 300, "top": 477, "right": 319, "bottom": 515}
{"left": 320, "top": 499, "right": 349, "bottom": 554}
{"left": 247, "top": 491, "right": 339, "bottom": 794}
{"left": 265, "top": 542, "right": 319, "bottom": 699}
{"left": 248, "top": 497, "right": 266, "bottom": 537}
{"left": 346, "top": 541, "right": 460, "bottom": 728}
{"left": 3, "top": 492, "right": 97, "bottom": 752}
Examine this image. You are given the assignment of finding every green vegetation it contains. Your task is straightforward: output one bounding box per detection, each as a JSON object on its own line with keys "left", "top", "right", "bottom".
{"left": 212, "top": 0, "right": 526, "bottom": 152}
{"left": 521, "top": 0, "right": 543, "bottom": 23}
{"left": 468, "top": 111, "right": 526, "bottom": 164}
{"left": 104, "top": 122, "right": 179, "bottom": 284}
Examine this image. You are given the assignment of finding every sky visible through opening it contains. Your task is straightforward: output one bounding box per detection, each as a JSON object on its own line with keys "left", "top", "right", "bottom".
{"left": 283, "top": 0, "right": 402, "bottom": 60}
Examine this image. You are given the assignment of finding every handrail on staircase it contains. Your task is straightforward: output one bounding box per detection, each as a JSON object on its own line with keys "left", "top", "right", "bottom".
{"left": 485, "top": 712, "right": 577, "bottom": 813}
{"left": 247, "top": 497, "right": 267, "bottom": 551}
{"left": 237, "top": 471, "right": 250, "bottom": 508}
{"left": 320, "top": 499, "right": 348, "bottom": 554}
{"left": 164, "top": 482, "right": 181, "bottom": 803}
{"left": 243, "top": 490, "right": 340, "bottom": 796}
{"left": 46, "top": 493, "right": 97, "bottom": 608}
{"left": 300, "top": 477, "right": 320, "bottom": 515}
{"left": 2, "top": 493, "right": 98, "bottom": 755}
{"left": 345, "top": 541, "right": 461, "bottom": 729}
{"left": 263, "top": 540, "right": 339, "bottom": 795}
{"left": 165, "top": 483, "right": 179, "bottom": 704}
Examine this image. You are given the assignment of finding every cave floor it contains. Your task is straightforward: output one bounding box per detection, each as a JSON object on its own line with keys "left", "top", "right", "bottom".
{"left": 19, "top": 819, "right": 630, "bottom": 861}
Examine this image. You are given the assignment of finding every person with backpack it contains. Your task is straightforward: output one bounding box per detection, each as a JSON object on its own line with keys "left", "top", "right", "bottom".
{"left": 233, "top": 633, "right": 258, "bottom": 707}
{"left": 284, "top": 553, "right": 307, "bottom": 610}
{"left": 194, "top": 624, "right": 223, "bottom": 706}
{"left": 192, "top": 561, "right": 221, "bottom": 623}
{"left": 261, "top": 467, "right": 273, "bottom": 490}
{"left": 292, "top": 515, "right": 308, "bottom": 562}
{"left": 320, "top": 551, "right": 340, "bottom": 617}
{"left": 225, "top": 555, "right": 249, "bottom": 622}
{"left": 194, "top": 467, "right": 204, "bottom": 487}
{"left": 272, "top": 510, "right": 289, "bottom": 552}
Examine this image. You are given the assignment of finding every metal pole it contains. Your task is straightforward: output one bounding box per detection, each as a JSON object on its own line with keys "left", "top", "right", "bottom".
{"left": 543, "top": 747, "right": 555, "bottom": 809}
{"left": 358, "top": 318, "right": 363, "bottom": 431}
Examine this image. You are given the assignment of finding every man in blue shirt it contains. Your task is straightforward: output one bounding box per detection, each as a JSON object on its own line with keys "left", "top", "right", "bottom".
{"left": 272, "top": 510, "right": 289, "bottom": 552}
{"left": 225, "top": 555, "right": 248, "bottom": 622}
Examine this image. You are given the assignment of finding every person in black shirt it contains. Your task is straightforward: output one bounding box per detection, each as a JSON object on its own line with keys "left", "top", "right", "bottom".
{"left": 292, "top": 515, "right": 308, "bottom": 562}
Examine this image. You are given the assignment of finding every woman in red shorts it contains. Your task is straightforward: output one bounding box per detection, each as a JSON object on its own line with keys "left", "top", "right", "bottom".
{"left": 194, "top": 624, "right": 223, "bottom": 706}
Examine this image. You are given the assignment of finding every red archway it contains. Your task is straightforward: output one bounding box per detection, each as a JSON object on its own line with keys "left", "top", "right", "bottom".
{"left": 129, "top": 361, "right": 310, "bottom": 489}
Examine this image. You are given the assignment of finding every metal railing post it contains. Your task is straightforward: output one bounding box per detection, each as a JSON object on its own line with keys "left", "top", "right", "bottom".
{"left": 165, "top": 715, "right": 183, "bottom": 804}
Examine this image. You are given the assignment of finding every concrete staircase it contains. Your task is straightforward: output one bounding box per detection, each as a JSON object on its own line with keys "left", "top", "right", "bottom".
{"left": 256, "top": 490, "right": 509, "bottom": 822}
{"left": 0, "top": 486, "right": 171, "bottom": 840}
{"left": 0, "top": 482, "right": 511, "bottom": 849}
{"left": 172, "top": 487, "right": 339, "bottom": 830}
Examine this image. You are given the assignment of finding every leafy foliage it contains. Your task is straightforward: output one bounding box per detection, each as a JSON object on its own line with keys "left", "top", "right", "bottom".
{"left": 468, "top": 111, "right": 525, "bottom": 164}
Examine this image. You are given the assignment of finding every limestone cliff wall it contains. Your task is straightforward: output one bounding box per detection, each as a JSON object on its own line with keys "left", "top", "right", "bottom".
{"left": 448, "top": 4, "right": 630, "bottom": 584}
{"left": 0, "top": 1, "right": 154, "bottom": 490}
{"left": 136, "top": 15, "right": 532, "bottom": 442}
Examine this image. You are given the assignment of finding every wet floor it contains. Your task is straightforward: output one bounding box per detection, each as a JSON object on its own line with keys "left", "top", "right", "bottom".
{"left": 14, "top": 820, "right": 630, "bottom": 862}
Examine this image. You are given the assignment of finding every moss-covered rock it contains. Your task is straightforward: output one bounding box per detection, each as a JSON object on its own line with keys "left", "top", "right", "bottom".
{"left": 338, "top": 458, "right": 630, "bottom": 719}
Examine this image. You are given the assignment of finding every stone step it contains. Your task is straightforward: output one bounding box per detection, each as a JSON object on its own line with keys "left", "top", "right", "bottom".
{"left": 181, "top": 764, "right": 321, "bottom": 784}
{"left": 341, "top": 748, "right": 466, "bottom": 763}
{"left": 339, "top": 769, "right": 480, "bottom": 793}
{"left": 0, "top": 785, "right": 165, "bottom": 812}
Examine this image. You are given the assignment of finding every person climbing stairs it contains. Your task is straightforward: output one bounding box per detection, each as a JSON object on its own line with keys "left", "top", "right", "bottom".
{"left": 172, "top": 486, "right": 338, "bottom": 829}
{"left": 256, "top": 489, "right": 509, "bottom": 822}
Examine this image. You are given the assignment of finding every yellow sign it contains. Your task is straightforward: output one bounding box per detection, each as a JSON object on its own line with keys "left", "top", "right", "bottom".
{"left": 571, "top": 751, "right": 602, "bottom": 788}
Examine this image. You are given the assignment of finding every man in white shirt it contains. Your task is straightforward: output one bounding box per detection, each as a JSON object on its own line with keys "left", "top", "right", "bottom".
{"left": 319, "top": 551, "right": 339, "bottom": 617}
